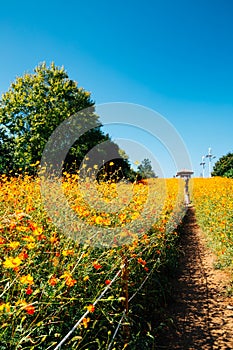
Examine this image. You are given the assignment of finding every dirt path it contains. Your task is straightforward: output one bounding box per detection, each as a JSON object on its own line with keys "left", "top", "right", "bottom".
{"left": 156, "top": 206, "right": 233, "bottom": 350}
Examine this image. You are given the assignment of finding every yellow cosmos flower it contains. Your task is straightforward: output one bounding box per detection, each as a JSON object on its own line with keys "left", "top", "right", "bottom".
{"left": 9, "top": 241, "right": 20, "bottom": 249}
{"left": 0, "top": 303, "right": 11, "bottom": 313}
{"left": 86, "top": 304, "right": 95, "bottom": 313}
{"left": 3, "top": 256, "right": 22, "bottom": 269}
{"left": 27, "top": 243, "right": 36, "bottom": 250}
{"left": 95, "top": 216, "right": 103, "bottom": 225}
{"left": 15, "top": 299, "right": 27, "bottom": 307}
{"left": 131, "top": 212, "right": 140, "bottom": 220}
{"left": 33, "top": 227, "right": 43, "bottom": 236}
{"left": 16, "top": 226, "right": 28, "bottom": 232}
{"left": 62, "top": 249, "right": 74, "bottom": 256}
{"left": 22, "top": 235, "right": 35, "bottom": 243}
{"left": 20, "top": 274, "right": 34, "bottom": 285}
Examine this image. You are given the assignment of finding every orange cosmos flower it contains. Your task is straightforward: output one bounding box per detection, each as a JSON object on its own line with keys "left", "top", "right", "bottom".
{"left": 18, "top": 251, "right": 28, "bottom": 260}
{"left": 28, "top": 221, "right": 38, "bottom": 231}
{"left": 137, "top": 257, "right": 147, "bottom": 266}
{"left": 25, "top": 305, "right": 35, "bottom": 315}
{"left": 48, "top": 276, "right": 58, "bottom": 286}
{"left": 86, "top": 304, "right": 95, "bottom": 313}
{"left": 60, "top": 272, "right": 77, "bottom": 287}
{"left": 65, "top": 276, "right": 77, "bottom": 287}
{"left": 50, "top": 234, "right": 59, "bottom": 244}
{"left": 0, "top": 237, "right": 5, "bottom": 245}
{"left": 82, "top": 317, "right": 90, "bottom": 328}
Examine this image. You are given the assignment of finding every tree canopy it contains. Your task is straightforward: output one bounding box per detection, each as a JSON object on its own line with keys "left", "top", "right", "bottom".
{"left": 0, "top": 62, "right": 134, "bottom": 180}
{"left": 137, "top": 158, "right": 157, "bottom": 179}
{"left": 212, "top": 152, "right": 233, "bottom": 178}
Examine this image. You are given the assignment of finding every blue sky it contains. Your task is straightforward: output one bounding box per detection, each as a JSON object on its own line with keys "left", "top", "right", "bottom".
{"left": 1, "top": 0, "right": 233, "bottom": 177}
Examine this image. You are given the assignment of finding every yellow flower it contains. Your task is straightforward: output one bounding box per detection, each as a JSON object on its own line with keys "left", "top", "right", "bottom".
{"left": 27, "top": 243, "right": 36, "bottom": 250}
{"left": 131, "top": 212, "right": 140, "bottom": 220}
{"left": 22, "top": 235, "right": 35, "bottom": 243}
{"left": 82, "top": 317, "right": 90, "bottom": 328}
{"left": 9, "top": 241, "right": 20, "bottom": 250}
{"left": 109, "top": 161, "right": 114, "bottom": 166}
{"left": 95, "top": 216, "right": 103, "bottom": 225}
{"left": 52, "top": 258, "right": 59, "bottom": 267}
{"left": 20, "top": 274, "right": 34, "bottom": 285}
{"left": 16, "top": 226, "right": 28, "bottom": 232}
{"left": 30, "top": 160, "right": 40, "bottom": 167}
{"left": 83, "top": 275, "right": 89, "bottom": 282}
{"left": 62, "top": 249, "right": 74, "bottom": 256}
{"left": 60, "top": 271, "right": 71, "bottom": 279}
{"left": 0, "top": 303, "right": 11, "bottom": 313}
{"left": 33, "top": 227, "right": 43, "bottom": 236}
{"left": 86, "top": 304, "right": 95, "bottom": 313}
{"left": 50, "top": 234, "right": 59, "bottom": 244}
{"left": 15, "top": 299, "right": 27, "bottom": 307}
{"left": 3, "top": 256, "right": 22, "bottom": 269}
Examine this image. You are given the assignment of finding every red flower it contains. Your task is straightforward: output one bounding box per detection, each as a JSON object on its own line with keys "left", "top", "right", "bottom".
{"left": 93, "top": 262, "right": 102, "bottom": 270}
{"left": 25, "top": 305, "right": 35, "bottom": 315}
{"left": 26, "top": 286, "right": 33, "bottom": 295}
{"left": 105, "top": 279, "right": 111, "bottom": 285}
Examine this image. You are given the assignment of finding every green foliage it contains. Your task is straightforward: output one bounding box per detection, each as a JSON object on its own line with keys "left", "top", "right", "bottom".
{"left": 0, "top": 62, "right": 133, "bottom": 179}
{"left": 137, "top": 158, "right": 157, "bottom": 179}
{"left": 212, "top": 152, "right": 233, "bottom": 178}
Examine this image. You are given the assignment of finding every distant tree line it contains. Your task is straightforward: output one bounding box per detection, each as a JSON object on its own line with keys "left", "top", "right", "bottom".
{"left": 212, "top": 152, "right": 233, "bottom": 178}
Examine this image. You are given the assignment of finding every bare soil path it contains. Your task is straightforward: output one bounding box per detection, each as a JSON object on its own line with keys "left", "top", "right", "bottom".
{"left": 156, "top": 206, "right": 233, "bottom": 350}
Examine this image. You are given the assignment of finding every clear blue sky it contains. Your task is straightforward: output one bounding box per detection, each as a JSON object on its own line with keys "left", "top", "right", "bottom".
{"left": 1, "top": 0, "right": 233, "bottom": 177}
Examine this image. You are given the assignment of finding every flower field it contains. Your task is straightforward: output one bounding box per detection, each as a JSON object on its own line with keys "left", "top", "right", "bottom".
{"left": 191, "top": 177, "right": 233, "bottom": 272}
{"left": 0, "top": 174, "right": 186, "bottom": 349}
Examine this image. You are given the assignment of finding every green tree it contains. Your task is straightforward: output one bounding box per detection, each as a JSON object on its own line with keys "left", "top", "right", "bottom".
{"left": 212, "top": 152, "right": 233, "bottom": 178}
{"left": 0, "top": 62, "right": 136, "bottom": 180}
{"left": 0, "top": 62, "right": 122, "bottom": 175}
{"left": 137, "top": 158, "right": 157, "bottom": 179}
